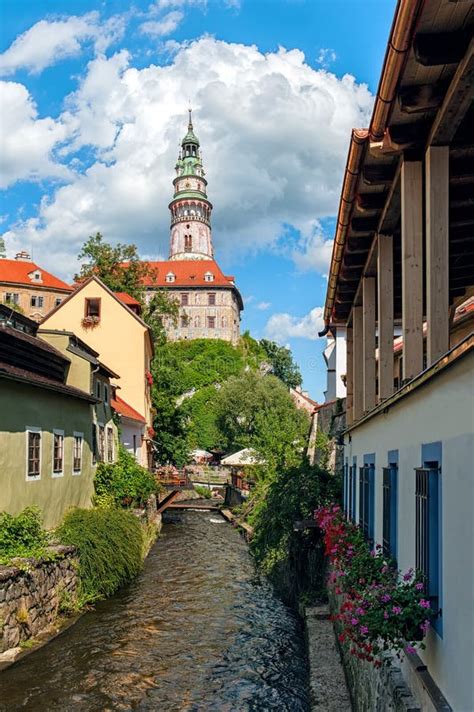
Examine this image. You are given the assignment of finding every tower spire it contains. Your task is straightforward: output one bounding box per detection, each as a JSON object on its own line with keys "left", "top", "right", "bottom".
{"left": 168, "top": 111, "right": 214, "bottom": 261}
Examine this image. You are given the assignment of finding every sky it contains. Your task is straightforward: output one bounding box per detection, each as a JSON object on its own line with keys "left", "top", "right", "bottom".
{"left": 0, "top": 0, "right": 397, "bottom": 400}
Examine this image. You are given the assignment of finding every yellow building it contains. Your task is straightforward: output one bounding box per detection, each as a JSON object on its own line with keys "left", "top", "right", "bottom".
{"left": 42, "top": 276, "right": 154, "bottom": 468}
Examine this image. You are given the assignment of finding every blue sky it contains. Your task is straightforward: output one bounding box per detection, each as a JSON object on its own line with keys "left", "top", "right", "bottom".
{"left": 0, "top": 0, "right": 396, "bottom": 400}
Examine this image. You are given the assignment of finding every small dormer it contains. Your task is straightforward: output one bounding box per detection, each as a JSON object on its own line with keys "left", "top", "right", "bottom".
{"left": 29, "top": 269, "right": 43, "bottom": 284}
{"left": 166, "top": 272, "right": 176, "bottom": 283}
{"left": 204, "top": 272, "right": 214, "bottom": 282}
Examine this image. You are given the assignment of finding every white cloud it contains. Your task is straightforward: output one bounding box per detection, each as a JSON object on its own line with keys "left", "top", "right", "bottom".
{"left": 0, "top": 12, "right": 124, "bottom": 76}
{"left": 0, "top": 81, "right": 70, "bottom": 188}
{"left": 256, "top": 301, "right": 271, "bottom": 311}
{"left": 316, "top": 48, "right": 337, "bottom": 69}
{"left": 149, "top": 0, "right": 207, "bottom": 10}
{"left": 3, "top": 38, "right": 373, "bottom": 277}
{"left": 140, "top": 11, "right": 185, "bottom": 37}
{"left": 264, "top": 307, "right": 325, "bottom": 343}
{"left": 291, "top": 220, "right": 333, "bottom": 274}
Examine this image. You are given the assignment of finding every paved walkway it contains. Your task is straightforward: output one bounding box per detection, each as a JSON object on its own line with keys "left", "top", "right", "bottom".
{"left": 305, "top": 605, "right": 352, "bottom": 711}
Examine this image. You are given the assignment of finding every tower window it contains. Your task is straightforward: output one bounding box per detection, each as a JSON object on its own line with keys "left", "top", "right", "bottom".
{"left": 166, "top": 272, "right": 176, "bottom": 283}
{"left": 204, "top": 272, "right": 214, "bottom": 282}
{"left": 207, "top": 316, "right": 216, "bottom": 329}
{"left": 184, "top": 235, "right": 193, "bottom": 252}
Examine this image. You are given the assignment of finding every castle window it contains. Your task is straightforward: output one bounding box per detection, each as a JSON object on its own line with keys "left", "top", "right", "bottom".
{"left": 181, "top": 315, "right": 188, "bottom": 328}
{"left": 207, "top": 316, "right": 216, "bottom": 329}
{"left": 31, "top": 295, "right": 44, "bottom": 308}
{"left": 208, "top": 293, "right": 216, "bottom": 306}
{"left": 166, "top": 272, "right": 175, "bottom": 283}
{"left": 181, "top": 293, "right": 188, "bottom": 306}
{"left": 184, "top": 235, "right": 193, "bottom": 252}
{"left": 204, "top": 272, "right": 214, "bottom": 282}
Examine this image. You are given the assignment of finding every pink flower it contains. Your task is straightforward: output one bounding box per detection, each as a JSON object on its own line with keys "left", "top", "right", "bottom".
{"left": 381, "top": 594, "right": 391, "bottom": 603}
{"left": 350, "top": 618, "right": 359, "bottom": 626}
{"left": 359, "top": 625, "right": 369, "bottom": 635}
{"left": 392, "top": 606, "right": 402, "bottom": 615}
{"left": 355, "top": 607, "right": 365, "bottom": 616}
{"left": 405, "top": 645, "right": 416, "bottom": 655}
{"left": 420, "top": 620, "right": 430, "bottom": 633}
{"left": 415, "top": 582, "right": 424, "bottom": 590}
{"left": 419, "top": 599, "right": 431, "bottom": 609}
{"left": 384, "top": 611, "right": 389, "bottom": 620}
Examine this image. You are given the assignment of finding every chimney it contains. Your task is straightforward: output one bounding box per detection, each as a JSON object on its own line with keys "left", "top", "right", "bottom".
{"left": 15, "top": 250, "right": 32, "bottom": 261}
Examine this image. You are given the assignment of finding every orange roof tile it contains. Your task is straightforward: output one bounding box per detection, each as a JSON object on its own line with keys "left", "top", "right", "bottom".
{"left": 115, "top": 292, "right": 141, "bottom": 307}
{"left": 111, "top": 395, "right": 146, "bottom": 424}
{"left": 0, "top": 259, "right": 71, "bottom": 291}
{"left": 139, "top": 260, "right": 236, "bottom": 288}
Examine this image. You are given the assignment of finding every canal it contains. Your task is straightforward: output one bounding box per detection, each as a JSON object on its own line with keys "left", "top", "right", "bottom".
{"left": 0, "top": 511, "right": 310, "bottom": 711}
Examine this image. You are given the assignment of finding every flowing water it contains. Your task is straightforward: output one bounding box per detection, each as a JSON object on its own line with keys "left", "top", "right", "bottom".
{"left": 0, "top": 510, "right": 310, "bottom": 711}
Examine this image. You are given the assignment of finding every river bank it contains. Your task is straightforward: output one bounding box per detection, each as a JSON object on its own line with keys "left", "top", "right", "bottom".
{"left": 0, "top": 509, "right": 310, "bottom": 711}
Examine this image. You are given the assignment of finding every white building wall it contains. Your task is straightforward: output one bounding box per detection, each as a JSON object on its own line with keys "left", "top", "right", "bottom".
{"left": 344, "top": 352, "right": 474, "bottom": 712}
{"left": 120, "top": 419, "right": 145, "bottom": 464}
{"left": 324, "top": 327, "right": 347, "bottom": 402}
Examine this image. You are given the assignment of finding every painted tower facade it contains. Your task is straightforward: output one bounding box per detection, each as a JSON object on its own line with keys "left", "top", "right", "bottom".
{"left": 169, "top": 111, "right": 214, "bottom": 261}
{"left": 143, "top": 112, "right": 243, "bottom": 344}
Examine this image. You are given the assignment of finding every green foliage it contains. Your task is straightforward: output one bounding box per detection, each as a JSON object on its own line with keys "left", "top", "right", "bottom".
{"left": 0, "top": 507, "right": 48, "bottom": 564}
{"left": 194, "top": 485, "right": 212, "bottom": 499}
{"left": 215, "top": 371, "right": 310, "bottom": 468}
{"left": 57, "top": 508, "right": 145, "bottom": 601}
{"left": 75, "top": 232, "right": 149, "bottom": 301}
{"left": 94, "top": 446, "right": 156, "bottom": 507}
{"left": 151, "top": 390, "right": 190, "bottom": 467}
{"left": 260, "top": 339, "right": 303, "bottom": 388}
{"left": 247, "top": 460, "right": 340, "bottom": 577}
{"left": 181, "top": 385, "right": 222, "bottom": 451}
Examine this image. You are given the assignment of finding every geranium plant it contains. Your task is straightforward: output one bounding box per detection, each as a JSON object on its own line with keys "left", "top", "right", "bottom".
{"left": 315, "top": 505, "right": 433, "bottom": 666}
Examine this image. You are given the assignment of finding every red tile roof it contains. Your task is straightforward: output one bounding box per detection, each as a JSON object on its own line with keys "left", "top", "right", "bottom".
{"left": 138, "top": 260, "right": 236, "bottom": 288}
{"left": 115, "top": 292, "right": 141, "bottom": 307}
{"left": 0, "top": 259, "right": 71, "bottom": 291}
{"left": 111, "top": 394, "right": 146, "bottom": 424}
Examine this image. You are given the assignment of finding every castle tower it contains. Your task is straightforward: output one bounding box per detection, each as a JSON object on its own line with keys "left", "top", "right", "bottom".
{"left": 168, "top": 110, "right": 214, "bottom": 261}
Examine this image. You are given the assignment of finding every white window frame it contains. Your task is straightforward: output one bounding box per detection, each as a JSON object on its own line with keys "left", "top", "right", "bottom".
{"left": 106, "top": 425, "right": 114, "bottom": 463}
{"left": 72, "top": 432, "right": 84, "bottom": 475}
{"left": 25, "top": 427, "right": 42, "bottom": 481}
{"left": 52, "top": 429, "right": 65, "bottom": 478}
{"left": 98, "top": 422, "right": 105, "bottom": 462}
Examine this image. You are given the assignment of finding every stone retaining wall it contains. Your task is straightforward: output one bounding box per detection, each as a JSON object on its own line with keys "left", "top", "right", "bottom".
{"left": 328, "top": 588, "right": 421, "bottom": 712}
{"left": 0, "top": 545, "right": 79, "bottom": 652}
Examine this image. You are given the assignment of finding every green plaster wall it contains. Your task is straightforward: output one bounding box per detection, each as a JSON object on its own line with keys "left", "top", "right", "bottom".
{"left": 0, "top": 379, "right": 96, "bottom": 529}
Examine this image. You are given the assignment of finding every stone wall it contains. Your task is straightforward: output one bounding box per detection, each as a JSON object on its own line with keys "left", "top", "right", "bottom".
{"left": 308, "top": 399, "right": 346, "bottom": 474}
{"left": 328, "top": 589, "right": 422, "bottom": 712}
{"left": 0, "top": 545, "right": 79, "bottom": 653}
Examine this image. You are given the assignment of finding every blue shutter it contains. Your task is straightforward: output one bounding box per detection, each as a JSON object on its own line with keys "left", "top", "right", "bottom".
{"left": 421, "top": 442, "right": 442, "bottom": 636}
{"left": 352, "top": 457, "right": 357, "bottom": 522}
{"left": 364, "top": 454, "right": 376, "bottom": 542}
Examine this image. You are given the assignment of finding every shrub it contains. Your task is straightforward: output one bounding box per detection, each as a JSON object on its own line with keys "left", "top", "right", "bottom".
{"left": 56, "top": 508, "right": 145, "bottom": 601}
{"left": 194, "top": 485, "right": 212, "bottom": 499}
{"left": 0, "top": 507, "right": 48, "bottom": 564}
{"left": 94, "top": 446, "right": 156, "bottom": 507}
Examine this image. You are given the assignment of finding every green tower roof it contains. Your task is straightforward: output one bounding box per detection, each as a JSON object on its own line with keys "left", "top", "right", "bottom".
{"left": 181, "top": 109, "right": 200, "bottom": 146}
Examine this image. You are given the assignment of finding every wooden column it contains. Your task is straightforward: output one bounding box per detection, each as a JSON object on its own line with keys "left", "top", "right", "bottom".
{"left": 346, "top": 326, "right": 353, "bottom": 426}
{"left": 401, "top": 159, "right": 424, "bottom": 381}
{"left": 363, "top": 276, "right": 376, "bottom": 412}
{"left": 352, "top": 306, "right": 363, "bottom": 421}
{"left": 426, "top": 146, "right": 449, "bottom": 365}
{"left": 377, "top": 234, "right": 394, "bottom": 400}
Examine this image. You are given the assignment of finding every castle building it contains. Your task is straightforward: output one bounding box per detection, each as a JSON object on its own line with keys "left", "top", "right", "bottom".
{"left": 143, "top": 111, "right": 243, "bottom": 344}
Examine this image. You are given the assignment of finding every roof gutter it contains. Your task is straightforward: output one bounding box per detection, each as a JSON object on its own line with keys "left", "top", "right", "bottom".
{"left": 370, "top": 0, "right": 425, "bottom": 143}
{"left": 321, "top": 129, "right": 368, "bottom": 330}
{"left": 321, "top": 0, "right": 425, "bottom": 333}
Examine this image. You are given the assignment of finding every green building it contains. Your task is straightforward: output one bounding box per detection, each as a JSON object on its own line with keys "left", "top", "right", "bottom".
{"left": 0, "top": 307, "right": 117, "bottom": 528}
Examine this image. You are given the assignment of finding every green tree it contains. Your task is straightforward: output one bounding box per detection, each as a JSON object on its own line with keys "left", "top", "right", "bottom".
{"left": 215, "top": 371, "right": 310, "bottom": 468}
{"left": 143, "top": 290, "right": 179, "bottom": 346}
{"left": 75, "top": 232, "right": 150, "bottom": 302}
{"left": 259, "top": 339, "right": 303, "bottom": 389}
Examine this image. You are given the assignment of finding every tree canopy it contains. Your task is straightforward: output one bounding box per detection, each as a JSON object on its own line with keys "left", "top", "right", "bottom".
{"left": 260, "top": 339, "right": 302, "bottom": 389}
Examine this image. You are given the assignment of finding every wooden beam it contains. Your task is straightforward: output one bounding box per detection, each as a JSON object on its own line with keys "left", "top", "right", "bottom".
{"left": 362, "top": 277, "right": 376, "bottom": 413}
{"left": 401, "top": 160, "right": 424, "bottom": 381}
{"left": 346, "top": 326, "right": 353, "bottom": 427}
{"left": 353, "top": 306, "right": 363, "bottom": 421}
{"left": 398, "top": 81, "right": 447, "bottom": 114}
{"left": 426, "top": 146, "right": 450, "bottom": 365}
{"left": 414, "top": 30, "right": 471, "bottom": 67}
{"left": 377, "top": 234, "right": 394, "bottom": 401}
{"left": 428, "top": 37, "right": 474, "bottom": 146}
{"left": 363, "top": 164, "right": 397, "bottom": 186}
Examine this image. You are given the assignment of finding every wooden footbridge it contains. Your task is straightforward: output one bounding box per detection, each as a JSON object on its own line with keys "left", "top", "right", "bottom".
{"left": 155, "top": 471, "right": 195, "bottom": 514}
